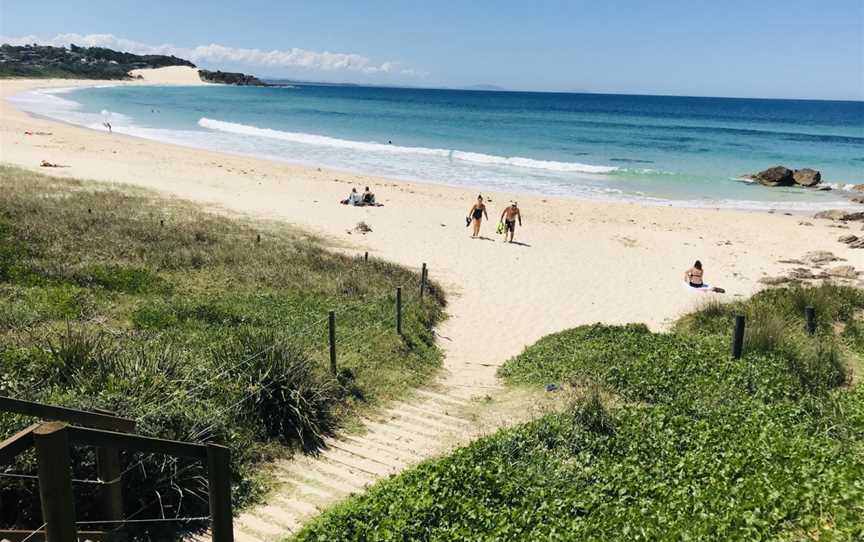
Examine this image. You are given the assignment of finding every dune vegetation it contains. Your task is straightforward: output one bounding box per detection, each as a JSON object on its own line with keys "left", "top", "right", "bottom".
{"left": 0, "top": 165, "right": 445, "bottom": 539}
{"left": 292, "top": 285, "right": 864, "bottom": 541}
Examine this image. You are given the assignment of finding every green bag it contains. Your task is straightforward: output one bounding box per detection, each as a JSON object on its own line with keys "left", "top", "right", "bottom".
{"left": 496, "top": 222, "right": 505, "bottom": 234}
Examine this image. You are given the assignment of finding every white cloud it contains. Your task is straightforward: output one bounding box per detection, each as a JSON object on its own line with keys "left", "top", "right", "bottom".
{"left": 0, "top": 33, "right": 420, "bottom": 76}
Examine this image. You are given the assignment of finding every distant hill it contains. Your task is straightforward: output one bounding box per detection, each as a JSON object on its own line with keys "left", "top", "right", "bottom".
{"left": 0, "top": 43, "right": 195, "bottom": 79}
{"left": 198, "top": 69, "right": 269, "bottom": 86}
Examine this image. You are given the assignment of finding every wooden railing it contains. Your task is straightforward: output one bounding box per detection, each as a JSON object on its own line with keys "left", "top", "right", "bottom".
{"left": 0, "top": 396, "right": 233, "bottom": 542}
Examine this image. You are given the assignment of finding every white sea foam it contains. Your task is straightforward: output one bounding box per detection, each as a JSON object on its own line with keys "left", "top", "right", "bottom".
{"left": 197, "top": 117, "right": 619, "bottom": 174}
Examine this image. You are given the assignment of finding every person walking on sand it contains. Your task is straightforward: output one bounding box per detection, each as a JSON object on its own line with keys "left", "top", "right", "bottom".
{"left": 499, "top": 202, "right": 522, "bottom": 243}
{"left": 467, "top": 195, "right": 488, "bottom": 238}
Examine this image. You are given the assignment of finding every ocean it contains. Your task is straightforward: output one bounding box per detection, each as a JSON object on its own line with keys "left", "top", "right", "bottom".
{"left": 10, "top": 83, "right": 864, "bottom": 210}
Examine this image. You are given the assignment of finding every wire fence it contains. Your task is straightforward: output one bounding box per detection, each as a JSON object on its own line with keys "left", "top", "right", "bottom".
{"left": 1, "top": 257, "right": 436, "bottom": 538}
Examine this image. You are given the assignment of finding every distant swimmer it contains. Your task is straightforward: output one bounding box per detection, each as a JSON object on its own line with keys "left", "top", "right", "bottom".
{"left": 388, "top": 140, "right": 392, "bottom": 144}
{"left": 466, "top": 195, "right": 488, "bottom": 239}
{"left": 499, "top": 202, "right": 522, "bottom": 243}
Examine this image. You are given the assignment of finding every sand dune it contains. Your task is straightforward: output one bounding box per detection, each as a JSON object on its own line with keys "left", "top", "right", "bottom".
{"left": 129, "top": 65, "right": 208, "bottom": 85}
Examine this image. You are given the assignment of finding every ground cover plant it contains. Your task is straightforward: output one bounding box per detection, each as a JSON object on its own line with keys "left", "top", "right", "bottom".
{"left": 292, "top": 285, "right": 864, "bottom": 541}
{"left": 0, "top": 165, "right": 445, "bottom": 539}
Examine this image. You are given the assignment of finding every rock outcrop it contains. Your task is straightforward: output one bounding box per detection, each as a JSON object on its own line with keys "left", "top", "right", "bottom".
{"left": 751, "top": 166, "right": 794, "bottom": 187}
{"left": 838, "top": 234, "right": 864, "bottom": 249}
{"left": 802, "top": 250, "right": 841, "bottom": 265}
{"left": 828, "top": 265, "right": 859, "bottom": 279}
{"left": 198, "top": 69, "right": 268, "bottom": 86}
{"left": 792, "top": 168, "right": 821, "bottom": 187}
{"left": 748, "top": 166, "right": 823, "bottom": 188}
{"left": 814, "top": 210, "right": 864, "bottom": 221}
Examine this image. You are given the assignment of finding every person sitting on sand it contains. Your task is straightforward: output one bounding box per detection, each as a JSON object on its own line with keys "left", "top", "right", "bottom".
{"left": 467, "top": 195, "right": 489, "bottom": 238}
{"left": 685, "top": 260, "right": 704, "bottom": 288}
{"left": 362, "top": 186, "right": 376, "bottom": 205}
{"left": 40, "top": 160, "right": 60, "bottom": 168}
{"left": 341, "top": 188, "right": 363, "bottom": 206}
{"left": 499, "top": 202, "right": 522, "bottom": 243}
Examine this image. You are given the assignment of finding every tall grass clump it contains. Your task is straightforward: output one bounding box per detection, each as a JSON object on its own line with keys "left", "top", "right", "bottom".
{"left": 0, "top": 165, "right": 446, "bottom": 540}
{"left": 742, "top": 303, "right": 793, "bottom": 355}
{"left": 216, "top": 331, "right": 339, "bottom": 451}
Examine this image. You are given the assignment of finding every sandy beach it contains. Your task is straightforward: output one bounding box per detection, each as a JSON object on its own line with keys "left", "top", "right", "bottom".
{"left": 2, "top": 67, "right": 862, "bottom": 387}
{"left": 3, "top": 66, "right": 863, "bottom": 539}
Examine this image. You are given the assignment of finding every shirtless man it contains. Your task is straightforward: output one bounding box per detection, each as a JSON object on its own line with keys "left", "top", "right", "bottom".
{"left": 499, "top": 202, "right": 522, "bottom": 243}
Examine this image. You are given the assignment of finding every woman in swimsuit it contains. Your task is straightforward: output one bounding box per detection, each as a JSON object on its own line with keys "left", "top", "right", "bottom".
{"left": 467, "top": 195, "right": 488, "bottom": 238}
{"left": 685, "top": 260, "right": 704, "bottom": 288}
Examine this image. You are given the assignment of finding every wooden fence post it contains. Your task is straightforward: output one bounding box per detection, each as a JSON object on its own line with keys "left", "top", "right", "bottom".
{"left": 364, "top": 251, "right": 369, "bottom": 263}
{"left": 420, "top": 263, "right": 427, "bottom": 298}
{"left": 396, "top": 287, "right": 402, "bottom": 335}
{"left": 97, "top": 446, "right": 125, "bottom": 540}
{"left": 732, "top": 314, "right": 745, "bottom": 359}
{"left": 207, "top": 444, "right": 234, "bottom": 542}
{"left": 329, "top": 310, "right": 337, "bottom": 375}
{"left": 34, "top": 422, "right": 77, "bottom": 542}
{"left": 805, "top": 306, "right": 816, "bottom": 335}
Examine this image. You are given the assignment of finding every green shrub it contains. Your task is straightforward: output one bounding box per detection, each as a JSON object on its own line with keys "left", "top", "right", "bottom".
{"left": 297, "top": 285, "right": 864, "bottom": 540}
{"left": 76, "top": 264, "right": 167, "bottom": 294}
{"left": 785, "top": 337, "right": 850, "bottom": 394}
{"left": 570, "top": 387, "right": 613, "bottom": 436}
{"left": 742, "top": 303, "right": 792, "bottom": 355}
{"left": 218, "top": 331, "right": 339, "bottom": 451}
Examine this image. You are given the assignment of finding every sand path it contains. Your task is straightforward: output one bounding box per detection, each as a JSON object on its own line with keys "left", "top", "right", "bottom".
{"left": 2, "top": 72, "right": 862, "bottom": 541}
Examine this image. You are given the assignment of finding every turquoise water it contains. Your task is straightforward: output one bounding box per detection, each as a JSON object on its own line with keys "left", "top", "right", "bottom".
{"left": 10, "top": 84, "right": 864, "bottom": 209}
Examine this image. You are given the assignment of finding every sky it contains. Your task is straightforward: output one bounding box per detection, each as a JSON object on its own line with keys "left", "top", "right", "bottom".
{"left": 1, "top": 0, "right": 862, "bottom": 100}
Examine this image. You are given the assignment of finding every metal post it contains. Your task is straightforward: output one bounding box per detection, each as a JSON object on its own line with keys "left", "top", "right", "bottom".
{"left": 805, "top": 306, "right": 816, "bottom": 335}
{"left": 420, "top": 263, "right": 427, "bottom": 298}
{"left": 207, "top": 444, "right": 234, "bottom": 542}
{"left": 732, "top": 314, "right": 745, "bottom": 359}
{"left": 396, "top": 287, "right": 402, "bottom": 335}
{"left": 328, "top": 310, "right": 337, "bottom": 375}
{"left": 34, "top": 422, "right": 77, "bottom": 542}
{"left": 97, "top": 446, "right": 126, "bottom": 541}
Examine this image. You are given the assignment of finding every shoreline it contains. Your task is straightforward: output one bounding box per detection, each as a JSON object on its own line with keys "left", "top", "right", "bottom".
{"left": 2, "top": 71, "right": 863, "bottom": 393}
{"left": 6, "top": 75, "right": 858, "bottom": 214}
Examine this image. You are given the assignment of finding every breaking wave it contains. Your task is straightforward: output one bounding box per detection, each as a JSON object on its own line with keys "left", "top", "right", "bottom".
{"left": 198, "top": 117, "right": 619, "bottom": 174}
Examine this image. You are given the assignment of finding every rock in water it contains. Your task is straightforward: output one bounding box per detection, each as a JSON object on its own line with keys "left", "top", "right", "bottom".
{"left": 752, "top": 166, "right": 795, "bottom": 187}
{"left": 793, "top": 168, "right": 821, "bottom": 187}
